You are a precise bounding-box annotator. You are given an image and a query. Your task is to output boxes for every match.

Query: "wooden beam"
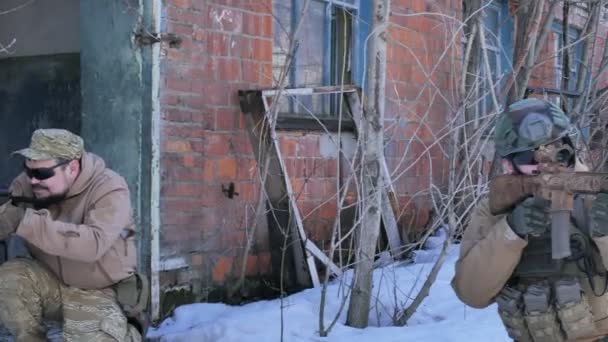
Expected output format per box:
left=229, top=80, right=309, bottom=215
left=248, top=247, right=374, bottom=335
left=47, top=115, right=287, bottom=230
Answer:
left=238, top=90, right=313, bottom=289
left=345, top=91, right=402, bottom=256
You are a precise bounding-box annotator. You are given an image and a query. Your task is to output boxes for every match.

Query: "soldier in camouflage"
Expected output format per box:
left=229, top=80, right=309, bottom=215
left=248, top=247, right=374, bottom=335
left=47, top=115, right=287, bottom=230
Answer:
left=0, top=129, right=145, bottom=341
left=452, top=98, right=608, bottom=341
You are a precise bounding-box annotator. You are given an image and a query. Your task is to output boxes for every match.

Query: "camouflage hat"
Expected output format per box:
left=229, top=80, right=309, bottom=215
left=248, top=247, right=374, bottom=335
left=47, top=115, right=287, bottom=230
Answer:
left=12, top=128, right=84, bottom=161
left=494, top=98, right=573, bottom=157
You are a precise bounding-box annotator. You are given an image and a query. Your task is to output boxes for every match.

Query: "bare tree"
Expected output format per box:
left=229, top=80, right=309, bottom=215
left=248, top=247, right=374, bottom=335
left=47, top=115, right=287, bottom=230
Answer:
left=345, top=0, right=391, bottom=329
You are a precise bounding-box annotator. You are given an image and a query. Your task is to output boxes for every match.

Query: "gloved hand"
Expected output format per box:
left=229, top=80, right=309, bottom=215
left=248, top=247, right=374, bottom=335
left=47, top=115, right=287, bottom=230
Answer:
left=0, top=201, right=25, bottom=240
left=590, top=193, right=608, bottom=237
left=507, top=197, right=551, bottom=238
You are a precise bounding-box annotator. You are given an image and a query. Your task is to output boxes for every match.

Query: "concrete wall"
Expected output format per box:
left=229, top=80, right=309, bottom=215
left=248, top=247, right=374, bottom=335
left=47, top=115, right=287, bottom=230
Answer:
left=0, top=0, right=80, bottom=185
left=0, top=54, right=81, bottom=185
left=0, top=0, right=79, bottom=58
left=80, top=0, right=152, bottom=274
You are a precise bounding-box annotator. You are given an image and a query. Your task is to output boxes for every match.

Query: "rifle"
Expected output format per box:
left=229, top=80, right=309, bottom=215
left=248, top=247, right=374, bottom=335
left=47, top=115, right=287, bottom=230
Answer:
left=489, top=170, right=608, bottom=260
left=0, top=186, right=34, bottom=205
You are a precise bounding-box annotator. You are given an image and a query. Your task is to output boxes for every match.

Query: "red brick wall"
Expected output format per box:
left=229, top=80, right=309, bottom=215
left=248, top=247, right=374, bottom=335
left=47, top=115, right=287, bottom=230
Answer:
left=157, top=0, right=461, bottom=304
left=384, top=0, right=461, bottom=238
left=159, top=0, right=274, bottom=300
left=529, top=5, right=608, bottom=92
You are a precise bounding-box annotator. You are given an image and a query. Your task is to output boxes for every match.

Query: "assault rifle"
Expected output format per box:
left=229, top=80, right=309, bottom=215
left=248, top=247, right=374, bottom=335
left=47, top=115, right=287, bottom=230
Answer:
left=0, top=186, right=33, bottom=205
left=489, top=142, right=608, bottom=260
left=489, top=168, right=608, bottom=260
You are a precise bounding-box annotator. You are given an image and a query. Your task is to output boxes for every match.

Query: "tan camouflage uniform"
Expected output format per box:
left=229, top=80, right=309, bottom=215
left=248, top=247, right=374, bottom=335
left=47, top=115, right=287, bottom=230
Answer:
left=0, top=129, right=142, bottom=342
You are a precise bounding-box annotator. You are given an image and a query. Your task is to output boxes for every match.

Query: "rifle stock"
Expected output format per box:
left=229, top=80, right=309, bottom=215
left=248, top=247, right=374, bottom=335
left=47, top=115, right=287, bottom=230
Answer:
left=489, top=171, right=608, bottom=260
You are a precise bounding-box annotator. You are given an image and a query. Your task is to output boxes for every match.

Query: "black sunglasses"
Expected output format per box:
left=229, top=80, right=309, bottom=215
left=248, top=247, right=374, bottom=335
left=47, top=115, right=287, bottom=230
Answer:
left=24, top=160, right=70, bottom=180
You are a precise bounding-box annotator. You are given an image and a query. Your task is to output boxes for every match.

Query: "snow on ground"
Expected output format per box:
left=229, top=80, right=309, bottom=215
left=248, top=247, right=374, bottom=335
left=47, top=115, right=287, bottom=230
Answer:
left=148, top=241, right=511, bottom=342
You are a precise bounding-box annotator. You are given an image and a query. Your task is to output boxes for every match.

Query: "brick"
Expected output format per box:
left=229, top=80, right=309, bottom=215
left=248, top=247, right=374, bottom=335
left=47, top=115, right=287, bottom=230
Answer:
left=306, top=178, right=326, bottom=199
left=230, top=132, right=252, bottom=155
left=278, top=135, right=297, bottom=156
left=163, top=212, right=209, bottom=225
left=169, top=6, right=206, bottom=26
left=215, top=107, right=237, bottom=131
left=198, top=185, right=225, bottom=207
left=257, top=252, right=271, bottom=274
left=230, top=35, right=253, bottom=59
left=204, top=133, right=231, bottom=156
left=290, top=178, right=306, bottom=197
left=160, top=224, right=200, bottom=243
left=202, top=159, right=216, bottom=181
left=182, top=155, right=197, bottom=167
left=212, top=256, right=233, bottom=282
left=297, top=137, right=320, bottom=157
left=252, top=39, right=272, bottom=61
left=237, top=159, right=257, bottom=180
left=237, top=181, right=255, bottom=201
left=200, top=83, right=230, bottom=106
left=319, top=201, right=337, bottom=220
left=242, top=59, right=260, bottom=83
left=171, top=0, right=191, bottom=9
left=189, top=112, right=215, bottom=129
left=324, top=159, right=338, bottom=178
left=161, top=198, right=204, bottom=213
left=218, top=158, right=237, bottom=179
left=221, top=231, right=245, bottom=249
left=241, top=12, right=258, bottom=36
left=164, top=164, right=214, bottom=182
left=206, top=31, right=230, bottom=56
left=161, top=93, right=180, bottom=106
left=292, top=158, right=315, bottom=178
left=261, top=15, right=272, bottom=38
left=193, top=27, right=207, bottom=41
left=179, top=94, right=204, bottom=110
left=214, top=57, right=241, bottom=82
left=163, top=124, right=205, bottom=138
left=260, top=63, right=273, bottom=86
left=208, top=5, right=243, bottom=33
left=162, top=182, right=207, bottom=198
left=166, top=76, right=191, bottom=93
left=245, top=255, right=258, bottom=276
left=167, top=22, right=194, bottom=36
left=165, top=49, right=188, bottom=62
left=164, top=139, right=193, bottom=153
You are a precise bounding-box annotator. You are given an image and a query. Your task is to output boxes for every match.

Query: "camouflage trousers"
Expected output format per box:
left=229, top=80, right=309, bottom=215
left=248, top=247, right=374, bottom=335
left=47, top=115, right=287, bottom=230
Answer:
left=0, top=259, right=141, bottom=342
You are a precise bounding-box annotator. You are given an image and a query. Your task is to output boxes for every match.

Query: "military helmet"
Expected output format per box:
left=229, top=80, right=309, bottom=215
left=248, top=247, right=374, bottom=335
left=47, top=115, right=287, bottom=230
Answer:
left=494, top=98, right=573, bottom=157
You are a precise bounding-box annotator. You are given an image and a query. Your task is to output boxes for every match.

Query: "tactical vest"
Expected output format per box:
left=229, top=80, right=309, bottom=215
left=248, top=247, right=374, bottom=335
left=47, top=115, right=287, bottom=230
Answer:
left=496, top=196, right=608, bottom=342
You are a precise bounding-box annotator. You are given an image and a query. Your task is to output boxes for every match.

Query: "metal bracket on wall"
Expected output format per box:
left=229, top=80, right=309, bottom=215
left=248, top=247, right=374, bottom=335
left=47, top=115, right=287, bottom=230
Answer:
left=238, top=85, right=402, bottom=289
left=134, top=29, right=182, bottom=47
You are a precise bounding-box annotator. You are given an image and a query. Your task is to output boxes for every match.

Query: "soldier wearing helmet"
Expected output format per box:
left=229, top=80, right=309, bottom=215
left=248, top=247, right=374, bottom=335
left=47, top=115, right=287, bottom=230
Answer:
left=452, top=98, right=608, bottom=341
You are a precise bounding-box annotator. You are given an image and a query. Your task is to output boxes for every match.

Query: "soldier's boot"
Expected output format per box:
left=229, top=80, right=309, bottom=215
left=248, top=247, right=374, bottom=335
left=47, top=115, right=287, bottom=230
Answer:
left=0, top=259, right=62, bottom=342
left=62, top=286, right=141, bottom=342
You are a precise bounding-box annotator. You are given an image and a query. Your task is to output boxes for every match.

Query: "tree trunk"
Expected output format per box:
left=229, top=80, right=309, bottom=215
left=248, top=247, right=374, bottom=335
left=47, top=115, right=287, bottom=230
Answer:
left=345, top=0, right=390, bottom=329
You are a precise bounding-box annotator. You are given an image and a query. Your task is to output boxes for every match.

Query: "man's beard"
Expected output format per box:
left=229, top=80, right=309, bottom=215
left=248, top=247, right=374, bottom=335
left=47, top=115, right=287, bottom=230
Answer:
left=32, top=189, right=67, bottom=209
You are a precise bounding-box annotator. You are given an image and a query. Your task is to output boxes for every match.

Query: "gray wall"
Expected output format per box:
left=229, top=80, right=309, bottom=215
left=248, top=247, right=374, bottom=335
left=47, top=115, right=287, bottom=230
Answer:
left=0, top=0, right=79, bottom=58
left=80, top=0, right=152, bottom=273
left=0, top=54, right=81, bottom=185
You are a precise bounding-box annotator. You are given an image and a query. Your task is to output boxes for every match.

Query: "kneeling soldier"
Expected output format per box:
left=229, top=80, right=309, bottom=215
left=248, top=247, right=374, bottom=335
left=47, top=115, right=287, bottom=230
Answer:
left=0, top=129, right=147, bottom=342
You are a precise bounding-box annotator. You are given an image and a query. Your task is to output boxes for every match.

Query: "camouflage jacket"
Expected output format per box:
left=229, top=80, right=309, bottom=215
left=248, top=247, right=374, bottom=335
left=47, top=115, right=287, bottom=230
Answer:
left=4, top=152, right=137, bottom=289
